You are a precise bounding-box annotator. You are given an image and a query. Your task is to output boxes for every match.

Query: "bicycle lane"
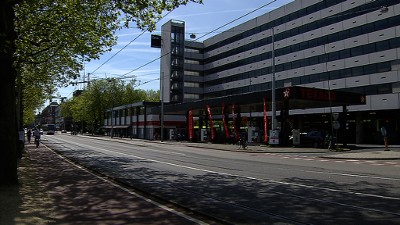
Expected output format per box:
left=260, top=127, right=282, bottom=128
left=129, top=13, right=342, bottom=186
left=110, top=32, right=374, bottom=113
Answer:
left=14, top=143, right=205, bottom=225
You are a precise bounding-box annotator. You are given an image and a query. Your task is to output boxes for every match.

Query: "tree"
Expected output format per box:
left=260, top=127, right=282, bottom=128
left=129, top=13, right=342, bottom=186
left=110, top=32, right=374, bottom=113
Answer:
left=0, top=0, right=202, bottom=185
left=60, top=78, right=160, bottom=134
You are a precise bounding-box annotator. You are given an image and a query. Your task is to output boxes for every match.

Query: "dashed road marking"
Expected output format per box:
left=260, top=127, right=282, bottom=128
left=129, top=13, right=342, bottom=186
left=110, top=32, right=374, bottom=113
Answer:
left=263, top=153, right=399, bottom=167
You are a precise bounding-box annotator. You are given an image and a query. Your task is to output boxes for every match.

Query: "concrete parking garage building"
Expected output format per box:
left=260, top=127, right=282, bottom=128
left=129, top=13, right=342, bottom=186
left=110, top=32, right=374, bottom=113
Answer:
left=105, top=0, right=400, bottom=145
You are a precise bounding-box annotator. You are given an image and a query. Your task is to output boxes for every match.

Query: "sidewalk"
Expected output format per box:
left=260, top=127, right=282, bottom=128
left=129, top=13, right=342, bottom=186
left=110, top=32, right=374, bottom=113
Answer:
left=0, top=143, right=203, bottom=225
left=86, top=135, right=400, bottom=160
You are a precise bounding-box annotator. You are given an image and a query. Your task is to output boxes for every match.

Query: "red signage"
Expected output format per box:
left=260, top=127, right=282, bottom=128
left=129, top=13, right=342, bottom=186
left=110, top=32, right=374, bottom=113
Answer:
left=263, top=97, right=269, bottom=143
left=232, top=104, right=239, bottom=141
left=188, top=110, right=193, bottom=141
left=222, top=104, right=230, bottom=139
left=206, top=105, right=215, bottom=140
left=299, top=88, right=336, bottom=101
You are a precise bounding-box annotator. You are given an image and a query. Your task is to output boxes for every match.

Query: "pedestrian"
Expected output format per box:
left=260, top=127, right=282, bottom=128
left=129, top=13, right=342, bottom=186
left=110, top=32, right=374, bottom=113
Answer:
left=380, top=125, right=389, bottom=151
left=27, top=129, right=32, bottom=143
left=34, top=126, right=41, bottom=148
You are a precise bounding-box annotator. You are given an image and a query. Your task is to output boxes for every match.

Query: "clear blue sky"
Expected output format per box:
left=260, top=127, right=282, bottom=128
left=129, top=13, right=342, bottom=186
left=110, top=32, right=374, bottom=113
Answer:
left=57, top=0, right=293, bottom=100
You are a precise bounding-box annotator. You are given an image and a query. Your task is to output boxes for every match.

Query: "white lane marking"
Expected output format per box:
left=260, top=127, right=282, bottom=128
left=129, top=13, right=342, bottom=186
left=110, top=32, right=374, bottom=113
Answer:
left=43, top=144, right=206, bottom=224
left=49, top=137, right=400, bottom=205
left=303, top=170, right=400, bottom=181
left=70, top=141, right=400, bottom=201
left=49, top=136, right=186, bottom=156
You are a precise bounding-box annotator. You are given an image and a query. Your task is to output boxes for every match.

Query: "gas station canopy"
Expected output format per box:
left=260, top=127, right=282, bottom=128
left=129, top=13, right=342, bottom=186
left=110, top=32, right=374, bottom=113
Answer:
left=159, top=86, right=366, bottom=114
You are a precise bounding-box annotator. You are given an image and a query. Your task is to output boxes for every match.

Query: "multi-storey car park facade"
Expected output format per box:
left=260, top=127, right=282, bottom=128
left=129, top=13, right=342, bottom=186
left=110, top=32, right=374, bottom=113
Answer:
left=105, top=0, right=400, bottom=145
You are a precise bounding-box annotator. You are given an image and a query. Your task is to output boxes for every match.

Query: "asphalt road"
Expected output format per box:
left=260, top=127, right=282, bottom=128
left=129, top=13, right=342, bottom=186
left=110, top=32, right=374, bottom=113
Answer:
left=44, top=134, right=400, bottom=225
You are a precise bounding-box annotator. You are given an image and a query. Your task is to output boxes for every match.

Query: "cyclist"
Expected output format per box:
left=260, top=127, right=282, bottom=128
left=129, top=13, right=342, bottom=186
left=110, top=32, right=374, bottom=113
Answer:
left=238, top=135, right=248, bottom=150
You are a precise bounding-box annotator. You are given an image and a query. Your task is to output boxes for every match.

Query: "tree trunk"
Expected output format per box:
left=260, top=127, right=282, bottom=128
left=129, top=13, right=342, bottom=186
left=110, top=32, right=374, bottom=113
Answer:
left=0, top=1, right=18, bottom=185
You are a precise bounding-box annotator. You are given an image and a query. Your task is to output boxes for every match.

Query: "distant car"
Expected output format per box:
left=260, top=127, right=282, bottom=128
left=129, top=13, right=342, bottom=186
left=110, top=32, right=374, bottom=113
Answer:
left=301, top=131, right=325, bottom=148
left=61, top=130, right=67, bottom=133
left=290, top=130, right=326, bottom=148
left=40, top=129, right=43, bottom=135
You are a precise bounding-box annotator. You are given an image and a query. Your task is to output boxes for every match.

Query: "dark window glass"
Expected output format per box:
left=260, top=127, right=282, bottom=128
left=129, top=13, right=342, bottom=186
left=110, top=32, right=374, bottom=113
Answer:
left=351, top=67, right=364, bottom=77
left=376, top=40, right=390, bottom=51
left=364, top=23, right=374, bottom=33
left=351, top=46, right=363, bottom=57
left=329, top=70, right=341, bottom=80
left=302, top=58, right=310, bottom=67
left=365, top=86, right=377, bottom=95
left=300, top=76, right=310, bottom=84
left=320, top=72, right=329, bottom=81
left=328, top=52, right=340, bottom=61
left=276, top=80, right=284, bottom=88
left=364, top=64, right=376, bottom=74
left=292, top=77, right=300, bottom=85
left=341, top=68, right=352, bottom=78
left=390, top=38, right=400, bottom=48
left=309, top=56, right=319, bottom=65
left=377, top=84, right=392, bottom=94
left=350, top=26, right=363, bottom=36
left=340, top=49, right=351, bottom=59
left=374, top=19, right=388, bottom=30
left=377, top=62, right=391, bottom=73
left=284, top=62, right=292, bottom=71
left=292, top=60, right=301, bottom=69
left=363, top=43, right=376, bottom=54
left=276, top=64, right=284, bottom=72
left=310, top=74, right=320, bottom=82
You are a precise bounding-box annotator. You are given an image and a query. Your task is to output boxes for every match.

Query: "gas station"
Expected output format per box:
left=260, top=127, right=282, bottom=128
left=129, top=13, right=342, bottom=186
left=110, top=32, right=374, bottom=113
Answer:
left=156, top=86, right=366, bottom=147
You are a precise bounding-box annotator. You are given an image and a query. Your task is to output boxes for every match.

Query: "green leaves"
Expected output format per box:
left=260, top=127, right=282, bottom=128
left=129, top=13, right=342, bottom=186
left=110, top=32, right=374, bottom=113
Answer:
left=61, top=78, right=160, bottom=133
left=15, top=0, right=202, bottom=125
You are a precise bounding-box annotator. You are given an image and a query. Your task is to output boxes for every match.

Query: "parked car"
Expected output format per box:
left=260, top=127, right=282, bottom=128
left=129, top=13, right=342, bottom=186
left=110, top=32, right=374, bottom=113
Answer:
left=301, top=130, right=326, bottom=148
left=291, top=130, right=326, bottom=148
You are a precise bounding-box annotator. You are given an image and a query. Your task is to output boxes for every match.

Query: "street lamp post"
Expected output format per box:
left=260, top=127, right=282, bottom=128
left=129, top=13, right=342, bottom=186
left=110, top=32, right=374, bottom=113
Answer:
left=271, top=27, right=277, bottom=131
left=160, top=72, right=164, bottom=142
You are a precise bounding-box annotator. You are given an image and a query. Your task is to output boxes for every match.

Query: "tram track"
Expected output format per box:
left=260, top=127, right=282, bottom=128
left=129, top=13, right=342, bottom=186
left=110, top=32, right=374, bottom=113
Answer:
left=44, top=136, right=400, bottom=224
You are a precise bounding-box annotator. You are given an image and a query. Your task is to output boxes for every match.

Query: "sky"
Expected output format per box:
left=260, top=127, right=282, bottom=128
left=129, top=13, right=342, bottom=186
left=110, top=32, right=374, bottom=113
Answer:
left=57, top=0, right=294, bottom=101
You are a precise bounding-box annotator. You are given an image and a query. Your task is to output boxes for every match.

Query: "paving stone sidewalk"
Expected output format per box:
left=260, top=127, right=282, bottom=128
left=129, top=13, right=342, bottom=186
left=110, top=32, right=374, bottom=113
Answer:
left=0, top=143, right=202, bottom=225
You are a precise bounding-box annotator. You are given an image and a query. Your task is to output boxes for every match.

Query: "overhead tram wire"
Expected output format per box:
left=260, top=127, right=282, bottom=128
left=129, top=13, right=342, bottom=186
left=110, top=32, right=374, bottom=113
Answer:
left=89, top=10, right=174, bottom=76
left=122, top=0, right=278, bottom=77
left=90, top=29, right=147, bottom=76
left=67, top=0, right=280, bottom=98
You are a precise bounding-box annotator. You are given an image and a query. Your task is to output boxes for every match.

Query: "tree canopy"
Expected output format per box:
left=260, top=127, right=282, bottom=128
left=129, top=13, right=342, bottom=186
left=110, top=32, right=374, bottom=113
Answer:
left=60, top=79, right=160, bottom=133
left=0, top=0, right=202, bottom=185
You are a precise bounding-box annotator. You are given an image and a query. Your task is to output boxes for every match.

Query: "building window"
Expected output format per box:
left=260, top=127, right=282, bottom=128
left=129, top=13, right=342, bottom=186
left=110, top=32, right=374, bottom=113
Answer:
left=185, top=71, right=200, bottom=76
left=184, top=93, right=200, bottom=99
left=184, top=59, right=200, bottom=64
left=184, top=82, right=200, bottom=88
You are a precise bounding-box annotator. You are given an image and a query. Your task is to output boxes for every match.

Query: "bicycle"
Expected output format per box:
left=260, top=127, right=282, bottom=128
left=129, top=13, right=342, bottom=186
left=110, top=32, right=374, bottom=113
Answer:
left=237, top=138, right=248, bottom=150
